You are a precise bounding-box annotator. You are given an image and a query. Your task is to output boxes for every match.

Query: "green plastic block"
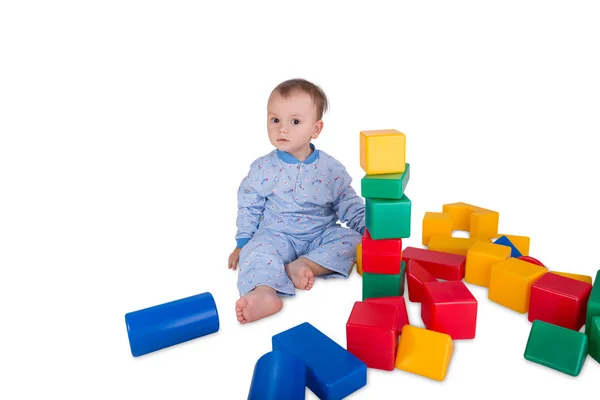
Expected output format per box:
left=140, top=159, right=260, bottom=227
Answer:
left=590, top=317, right=600, bottom=363
left=524, top=320, right=588, bottom=376
left=585, top=270, right=600, bottom=337
left=365, top=196, right=411, bottom=240
left=361, top=163, right=410, bottom=199
left=362, top=261, right=406, bottom=301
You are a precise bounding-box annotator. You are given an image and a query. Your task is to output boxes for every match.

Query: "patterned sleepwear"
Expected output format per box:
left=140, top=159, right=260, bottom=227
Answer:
left=235, top=143, right=365, bottom=296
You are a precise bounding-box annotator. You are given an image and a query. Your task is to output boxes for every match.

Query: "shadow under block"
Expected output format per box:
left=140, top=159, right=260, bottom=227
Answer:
left=465, top=242, right=511, bottom=287
left=362, top=228, right=402, bottom=275
left=496, top=233, right=530, bottom=256
left=590, top=317, right=600, bottom=363
left=365, top=296, right=410, bottom=333
left=362, top=262, right=406, bottom=300
left=365, top=196, right=411, bottom=240
left=524, top=320, right=588, bottom=376
left=422, top=212, right=452, bottom=246
left=488, top=258, right=547, bottom=313
left=442, top=202, right=499, bottom=240
left=346, top=301, right=402, bottom=371
left=272, top=322, right=367, bottom=400
left=395, top=325, right=454, bottom=381
left=427, top=236, right=489, bottom=257
left=552, top=271, right=593, bottom=285
left=356, top=243, right=362, bottom=276
left=493, top=235, right=522, bottom=258
left=407, top=259, right=438, bottom=303
left=359, top=129, right=406, bottom=175
left=402, top=246, right=465, bottom=281
left=421, top=281, right=477, bottom=339
left=528, top=272, right=592, bottom=331
left=586, top=270, right=600, bottom=337
left=361, top=163, right=410, bottom=199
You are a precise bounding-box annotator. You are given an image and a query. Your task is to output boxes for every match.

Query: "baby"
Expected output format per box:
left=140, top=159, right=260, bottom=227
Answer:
left=228, top=78, right=365, bottom=324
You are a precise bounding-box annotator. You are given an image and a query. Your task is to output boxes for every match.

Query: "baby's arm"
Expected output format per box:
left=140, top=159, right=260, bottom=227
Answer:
left=235, top=161, right=266, bottom=248
left=332, top=166, right=365, bottom=234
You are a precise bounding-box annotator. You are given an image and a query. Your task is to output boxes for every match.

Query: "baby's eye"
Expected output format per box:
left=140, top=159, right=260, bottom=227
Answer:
left=271, top=118, right=279, bottom=123
left=292, top=119, right=300, bottom=125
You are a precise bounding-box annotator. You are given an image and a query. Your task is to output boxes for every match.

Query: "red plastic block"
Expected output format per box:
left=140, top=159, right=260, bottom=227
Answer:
left=518, top=255, right=546, bottom=268
left=362, top=229, right=402, bottom=274
left=365, top=296, right=410, bottom=333
left=402, top=247, right=466, bottom=281
left=346, top=301, right=399, bottom=371
left=528, top=272, right=592, bottom=331
left=406, top=259, right=438, bottom=303
left=421, top=281, right=478, bottom=339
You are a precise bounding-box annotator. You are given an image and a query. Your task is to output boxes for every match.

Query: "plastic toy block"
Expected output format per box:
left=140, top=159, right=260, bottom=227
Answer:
left=586, top=270, right=600, bottom=337
left=590, top=317, right=600, bottom=363
left=395, top=325, right=454, bottom=381
left=442, top=202, right=499, bottom=240
left=465, top=242, right=511, bottom=287
left=524, top=320, right=588, bottom=376
left=359, top=129, right=406, bottom=175
left=422, top=212, right=452, bottom=246
left=346, top=301, right=401, bottom=370
left=488, top=258, right=547, bottom=313
left=402, top=246, right=465, bottom=281
left=272, top=322, right=367, bottom=400
left=427, top=236, right=486, bottom=256
left=528, top=272, right=592, bottom=331
left=248, top=350, right=306, bottom=400
left=552, top=271, right=592, bottom=285
left=362, top=228, right=402, bottom=274
left=125, top=292, right=219, bottom=357
left=517, top=255, right=546, bottom=268
left=406, top=259, right=437, bottom=303
left=362, top=262, right=406, bottom=300
left=356, top=243, right=362, bottom=276
left=365, top=196, right=411, bottom=240
left=365, top=296, right=410, bottom=333
left=496, top=233, right=530, bottom=256
left=421, top=281, right=478, bottom=339
left=493, top=235, right=522, bottom=258
left=361, top=163, right=410, bottom=199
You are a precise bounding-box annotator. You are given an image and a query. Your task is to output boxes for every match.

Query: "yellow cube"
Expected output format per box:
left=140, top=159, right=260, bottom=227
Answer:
left=488, top=258, right=547, bottom=313
left=427, top=236, right=488, bottom=256
left=442, top=202, right=499, bottom=240
left=422, top=212, right=452, bottom=246
left=356, top=243, right=362, bottom=276
left=465, top=242, right=511, bottom=287
left=552, top=271, right=592, bottom=285
left=496, top=233, right=530, bottom=256
left=442, top=202, right=473, bottom=231
left=359, top=129, right=406, bottom=175
left=395, top=325, right=454, bottom=381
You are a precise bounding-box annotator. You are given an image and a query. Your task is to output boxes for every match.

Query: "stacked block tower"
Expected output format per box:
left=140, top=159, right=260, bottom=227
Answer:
left=358, top=129, right=411, bottom=300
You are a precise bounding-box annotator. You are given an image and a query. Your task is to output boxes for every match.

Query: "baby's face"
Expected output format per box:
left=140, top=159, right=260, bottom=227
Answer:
left=267, top=91, right=322, bottom=158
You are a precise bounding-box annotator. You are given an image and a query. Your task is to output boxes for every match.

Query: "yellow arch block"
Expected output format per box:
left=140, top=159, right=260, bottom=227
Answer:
left=427, top=235, right=490, bottom=256
left=552, top=271, right=592, bottom=285
left=496, top=233, right=530, bottom=256
left=360, top=129, right=406, bottom=175
left=488, top=258, right=547, bottom=313
left=395, top=325, right=454, bottom=381
left=465, top=242, right=512, bottom=287
left=422, top=212, right=452, bottom=246
left=356, top=243, right=363, bottom=276
left=442, top=202, right=499, bottom=240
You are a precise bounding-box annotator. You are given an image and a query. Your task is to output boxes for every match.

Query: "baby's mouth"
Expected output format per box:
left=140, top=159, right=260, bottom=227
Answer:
left=277, top=139, right=289, bottom=142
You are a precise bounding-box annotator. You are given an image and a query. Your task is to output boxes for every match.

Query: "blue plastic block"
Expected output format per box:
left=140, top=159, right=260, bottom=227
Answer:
left=272, top=322, right=367, bottom=400
left=125, top=292, right=219, bottom=357
left=248, top=350, right=306, bottom=400
left=494, top=235, right=522, bottom=258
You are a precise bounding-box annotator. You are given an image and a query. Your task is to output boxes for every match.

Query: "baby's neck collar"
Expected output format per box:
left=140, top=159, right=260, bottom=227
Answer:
left=277, top=143, right=319, bottom=164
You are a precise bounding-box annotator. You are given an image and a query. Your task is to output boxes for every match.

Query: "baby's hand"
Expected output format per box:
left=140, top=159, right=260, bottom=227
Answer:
left=228, top=248, right=242, bottom=270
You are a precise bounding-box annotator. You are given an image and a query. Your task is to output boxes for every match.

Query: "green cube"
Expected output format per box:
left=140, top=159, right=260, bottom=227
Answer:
left=524, top=320, right=588, bottom=376
left=362, top=261, right=405, bottom=300
left=361, top=163, right=410, bottom=199
left=365, top=196, right=411, bottom=240
left=590, top=317, right=600, bottom=363
left=585, top=270, right=600, bottom=337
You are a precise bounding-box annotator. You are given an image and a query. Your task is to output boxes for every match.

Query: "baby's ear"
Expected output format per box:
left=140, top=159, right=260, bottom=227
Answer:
left=312, top=120, right=324, bottom=139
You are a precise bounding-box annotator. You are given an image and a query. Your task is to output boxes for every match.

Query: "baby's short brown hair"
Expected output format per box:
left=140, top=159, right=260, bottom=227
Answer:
left=270, top=78, right=329, bottom=120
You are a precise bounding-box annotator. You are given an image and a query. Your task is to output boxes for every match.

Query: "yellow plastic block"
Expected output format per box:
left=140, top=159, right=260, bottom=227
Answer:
left=465, top=242, right=512, bottom=287
left=427, top=236, right=489, bottom=256
left=442, top=202, right=499, bottom=240
left=488, top=258, right=547, bottom=313
left=356, top=243, right=363, bottom=276
left=552, top=271, right=592, bottom=285
left=395, top=325, right=453, bottom=381
left=359, top=129, right=406, bottom=175
left=496, top=233, right=530, bottom=256
left=441, top=202, right=473, bottom=231
left=422, top=212, right=452, bottom=246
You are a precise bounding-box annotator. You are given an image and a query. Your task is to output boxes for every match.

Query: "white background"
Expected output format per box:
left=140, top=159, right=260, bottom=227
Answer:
left=1, top=1, right=599, bottom=399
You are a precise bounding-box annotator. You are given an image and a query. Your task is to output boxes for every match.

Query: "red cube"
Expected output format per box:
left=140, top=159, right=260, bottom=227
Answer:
left=406, top=259, right=438, bottom=303
left=346, top=301, right=401, bottom=370
left=528, top=272, right=592, bottom=331
left=402, top=246, right=465, bottom=281
left=365, top=296, right=410, bottom=333
left=362, top=228, right=402, bottom=274
left=421, top=280, right=478, bottom=339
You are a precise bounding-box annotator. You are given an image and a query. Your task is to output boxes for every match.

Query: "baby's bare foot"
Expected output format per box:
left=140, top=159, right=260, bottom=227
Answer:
left=285, top=258, right=315, bottom=290
left=235, top=286, right=283, bottom=324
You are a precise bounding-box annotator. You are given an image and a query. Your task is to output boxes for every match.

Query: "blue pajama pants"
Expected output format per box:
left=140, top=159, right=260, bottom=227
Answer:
left=237, top=225, right=362, bottom=296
